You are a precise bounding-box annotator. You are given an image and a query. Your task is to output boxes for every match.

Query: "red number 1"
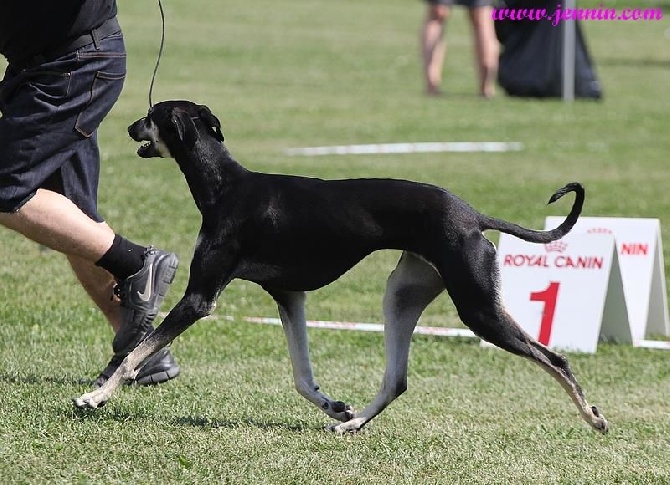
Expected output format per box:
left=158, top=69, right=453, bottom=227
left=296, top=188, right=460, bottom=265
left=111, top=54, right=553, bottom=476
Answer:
left=530, top=282, right=560, bottom=345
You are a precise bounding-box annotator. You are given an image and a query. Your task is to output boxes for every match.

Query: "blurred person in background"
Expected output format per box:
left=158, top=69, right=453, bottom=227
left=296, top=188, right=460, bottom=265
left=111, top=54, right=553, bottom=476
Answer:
left=420, top=0, right=498, bottom=98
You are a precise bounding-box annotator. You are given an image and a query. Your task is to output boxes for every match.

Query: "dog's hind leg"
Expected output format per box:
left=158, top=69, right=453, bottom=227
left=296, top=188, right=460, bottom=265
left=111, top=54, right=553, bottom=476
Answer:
left=267, top=289, right=355, bottom=423
left=330, top=251, right=444, bottom=433
left=440, top=233, right=608, bottom=433
left=463, top=306, right=608, bottom=433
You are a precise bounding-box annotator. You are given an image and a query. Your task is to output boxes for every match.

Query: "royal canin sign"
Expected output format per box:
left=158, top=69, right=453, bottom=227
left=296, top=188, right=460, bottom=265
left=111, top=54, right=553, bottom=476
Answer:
left=502, top=240, right=604, bottom=269
left=586, top=228, right=649, bottom=256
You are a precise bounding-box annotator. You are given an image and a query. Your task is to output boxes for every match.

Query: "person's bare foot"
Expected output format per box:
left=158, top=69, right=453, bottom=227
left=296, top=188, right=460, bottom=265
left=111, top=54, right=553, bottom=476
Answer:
left=426, top=85, right=443, bottom=97
left=480, top=88, right=494, bottom=99
left=480, top=67, right=496, bottom=99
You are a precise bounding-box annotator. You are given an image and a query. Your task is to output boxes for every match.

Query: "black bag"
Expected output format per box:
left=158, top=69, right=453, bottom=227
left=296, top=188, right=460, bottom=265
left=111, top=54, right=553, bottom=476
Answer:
left=495, top=1, right=602, bottom=99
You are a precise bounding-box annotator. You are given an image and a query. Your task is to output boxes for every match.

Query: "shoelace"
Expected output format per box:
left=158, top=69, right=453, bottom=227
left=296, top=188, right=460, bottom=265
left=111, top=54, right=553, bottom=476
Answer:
left=112, top=283, right=124, bottom=300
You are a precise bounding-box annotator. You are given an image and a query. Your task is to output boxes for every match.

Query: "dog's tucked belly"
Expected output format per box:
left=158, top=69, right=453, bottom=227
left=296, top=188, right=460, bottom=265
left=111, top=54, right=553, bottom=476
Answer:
left=236, top=251, right=372, bottom=291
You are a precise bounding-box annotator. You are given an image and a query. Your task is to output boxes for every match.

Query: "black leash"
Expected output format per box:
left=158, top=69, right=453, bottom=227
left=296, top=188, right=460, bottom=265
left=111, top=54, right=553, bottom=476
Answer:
left=149, top=0, right=166, bottom=108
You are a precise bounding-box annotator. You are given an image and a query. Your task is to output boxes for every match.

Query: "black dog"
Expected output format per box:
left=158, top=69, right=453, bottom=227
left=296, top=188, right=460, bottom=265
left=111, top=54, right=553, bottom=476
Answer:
left=75, top=100, right=608, bottom=434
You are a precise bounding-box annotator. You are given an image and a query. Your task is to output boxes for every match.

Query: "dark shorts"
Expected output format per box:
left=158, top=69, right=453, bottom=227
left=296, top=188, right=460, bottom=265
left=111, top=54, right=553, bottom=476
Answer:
left=0, top=29, right=126, bottom=222
left=425, top=0, right=492, bottom=7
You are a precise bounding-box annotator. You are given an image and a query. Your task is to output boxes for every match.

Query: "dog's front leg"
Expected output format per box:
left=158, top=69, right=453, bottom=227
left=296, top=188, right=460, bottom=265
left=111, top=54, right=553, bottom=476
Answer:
left=74, top=236, right=236, bottom=410
left=267, top=289, right=355, bottom=423
left=73, top=298, right=204, bottom=409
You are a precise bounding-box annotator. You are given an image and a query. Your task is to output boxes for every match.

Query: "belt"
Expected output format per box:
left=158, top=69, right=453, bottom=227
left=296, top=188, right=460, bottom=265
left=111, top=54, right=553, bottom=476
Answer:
left=12, top=16, right=121, bottom=71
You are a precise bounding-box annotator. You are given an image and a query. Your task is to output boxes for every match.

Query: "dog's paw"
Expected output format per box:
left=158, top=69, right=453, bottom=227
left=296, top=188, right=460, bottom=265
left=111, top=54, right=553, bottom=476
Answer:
left=72, top=391, right=108, bottom=410
left=591, top=406, right=609, bottom=434
left=327, top=417, right=367, bottom=435
left=323, top=401, right=356, bottom=422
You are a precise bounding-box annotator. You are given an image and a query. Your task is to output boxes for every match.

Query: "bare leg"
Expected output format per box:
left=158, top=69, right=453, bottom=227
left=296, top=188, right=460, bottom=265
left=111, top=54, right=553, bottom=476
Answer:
left=331, top=252, right=444, bottom=433
left=0, top=189, right=119, bottom=329
left=67, top=253, right=122, bottom=332
left=0, top=188, right=114, bottom=260
left=269, top=290, right=354, bottom=422
left=420, top=5, right=449, bottom=96
left=468, top=6, right=498, bottom=98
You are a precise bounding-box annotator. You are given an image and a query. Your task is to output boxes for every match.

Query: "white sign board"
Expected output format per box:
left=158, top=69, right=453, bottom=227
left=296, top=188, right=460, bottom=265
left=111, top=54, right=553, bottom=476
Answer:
left=497, top=233, right=631, bottom=353
left=545, top=217, right=670, bottom=340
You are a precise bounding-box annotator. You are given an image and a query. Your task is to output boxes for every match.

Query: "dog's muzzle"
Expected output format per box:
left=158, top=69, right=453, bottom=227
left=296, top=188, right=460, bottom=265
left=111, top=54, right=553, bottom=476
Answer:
left=136, top=141, right=162, bottom=158
left=128, top=118, right=165, bottom=158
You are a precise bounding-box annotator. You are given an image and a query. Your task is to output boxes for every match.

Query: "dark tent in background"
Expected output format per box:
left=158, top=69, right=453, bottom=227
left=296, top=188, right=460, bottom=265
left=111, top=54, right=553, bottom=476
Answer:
left=494, top=0, right=603, bottom=99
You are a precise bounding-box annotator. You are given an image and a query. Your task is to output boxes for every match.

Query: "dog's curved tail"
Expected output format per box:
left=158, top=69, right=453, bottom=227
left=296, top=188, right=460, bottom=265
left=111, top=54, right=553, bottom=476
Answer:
left=479, top=182, right=584, bottom=243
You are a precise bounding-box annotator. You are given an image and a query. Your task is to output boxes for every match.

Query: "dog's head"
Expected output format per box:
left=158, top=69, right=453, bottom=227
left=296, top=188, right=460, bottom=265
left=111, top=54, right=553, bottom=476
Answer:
left=128, top=100, right=224, bottom=158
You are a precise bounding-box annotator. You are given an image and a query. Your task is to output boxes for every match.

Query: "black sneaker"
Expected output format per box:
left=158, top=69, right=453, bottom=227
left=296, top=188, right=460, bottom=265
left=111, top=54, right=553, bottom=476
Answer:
left=93, top=247, right=181, bottom=388
left=93, top=346, right=181, bottom=387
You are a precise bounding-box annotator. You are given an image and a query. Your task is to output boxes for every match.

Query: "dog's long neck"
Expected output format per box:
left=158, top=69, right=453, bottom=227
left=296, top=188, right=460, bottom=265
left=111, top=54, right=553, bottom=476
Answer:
left=176, top=141, right=248, bottom=214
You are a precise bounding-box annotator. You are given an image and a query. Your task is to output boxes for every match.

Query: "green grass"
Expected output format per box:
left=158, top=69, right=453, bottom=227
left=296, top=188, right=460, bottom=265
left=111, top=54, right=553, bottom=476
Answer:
left=1, top=1, right=669, bottom=483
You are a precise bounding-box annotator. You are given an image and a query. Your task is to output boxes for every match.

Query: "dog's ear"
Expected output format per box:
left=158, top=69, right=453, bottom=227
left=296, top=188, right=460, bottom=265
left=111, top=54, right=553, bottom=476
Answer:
left=197, top=105, right=225, bottom=142
left=170, top=109, right=198, bottom=149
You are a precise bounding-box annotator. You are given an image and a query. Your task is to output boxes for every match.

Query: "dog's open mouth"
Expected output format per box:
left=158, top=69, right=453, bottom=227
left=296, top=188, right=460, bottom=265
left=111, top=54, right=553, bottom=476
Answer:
left=137, top=141, right=159, bottom=158
left=128, top=117, right=166, bottom=158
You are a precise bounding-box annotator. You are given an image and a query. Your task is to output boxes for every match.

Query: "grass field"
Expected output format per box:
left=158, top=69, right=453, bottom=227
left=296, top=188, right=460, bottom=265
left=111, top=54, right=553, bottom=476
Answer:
left=1, top=1, right=669, bottom=483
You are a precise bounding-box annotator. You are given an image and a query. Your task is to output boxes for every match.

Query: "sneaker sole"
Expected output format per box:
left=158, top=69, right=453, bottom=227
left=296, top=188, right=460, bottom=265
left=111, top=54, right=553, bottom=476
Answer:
left=134, top=365, right=181, bottom=386
left=133, top=347, right=181, bottom=386
left=152, top=253, right=179, bottom=312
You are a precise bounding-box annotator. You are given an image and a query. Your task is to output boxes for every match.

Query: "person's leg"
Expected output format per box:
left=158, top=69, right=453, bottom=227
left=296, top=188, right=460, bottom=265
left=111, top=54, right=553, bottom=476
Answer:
left=0, top=189, right=180, bottom=386
left=67, top=251, right=122, bottom=332
left=0, top=188, right=114, bottom=261
left=3, top=191, right=122, bottom=330
left=421, top=3, right=450, bottom=96
left=0, top=27, right=180, bottom=387
left=468, top=5, right=498, bottom=98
